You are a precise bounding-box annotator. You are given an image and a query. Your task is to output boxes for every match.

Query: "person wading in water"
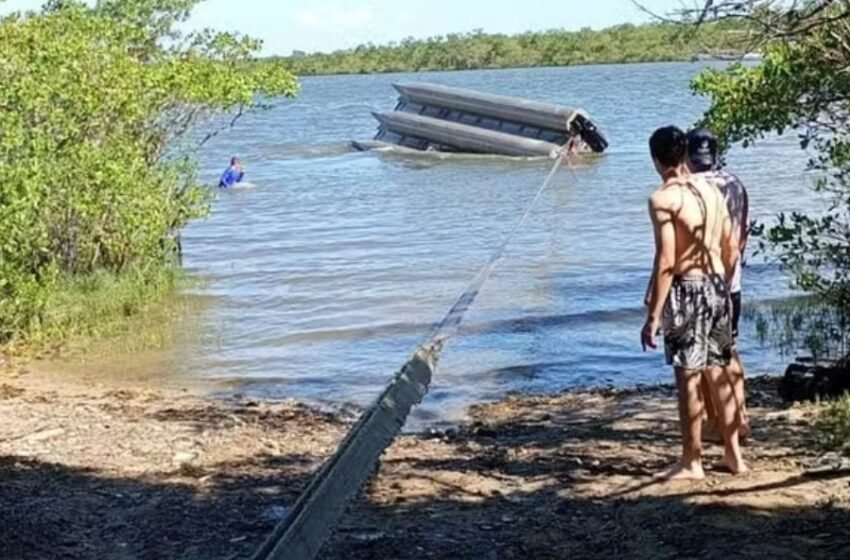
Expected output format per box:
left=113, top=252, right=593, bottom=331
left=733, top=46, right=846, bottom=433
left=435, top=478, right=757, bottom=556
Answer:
left=219, top=156, right=245, bottom=189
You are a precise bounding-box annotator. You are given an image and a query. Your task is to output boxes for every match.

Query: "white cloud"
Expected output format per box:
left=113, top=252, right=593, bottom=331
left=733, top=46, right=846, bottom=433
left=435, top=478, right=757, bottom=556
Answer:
left=294, top=3, right=377, bottom=33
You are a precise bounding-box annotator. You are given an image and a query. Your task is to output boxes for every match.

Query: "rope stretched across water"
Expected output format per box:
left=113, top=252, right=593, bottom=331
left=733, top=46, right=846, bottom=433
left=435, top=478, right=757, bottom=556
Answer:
left=251, top=149, right=571, bottom=560
left=421, top=153, right=566, bottom=356
left=420, top=111, right=579, bottom=355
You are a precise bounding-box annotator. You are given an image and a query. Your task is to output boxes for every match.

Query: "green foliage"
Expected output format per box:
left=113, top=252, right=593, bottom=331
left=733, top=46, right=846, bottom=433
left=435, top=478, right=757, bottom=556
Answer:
left=816, top=393, right=850, bottom=451
left=271, top=22, right=751, bottom=76
left=36, top=267, right=182, bottom=347
left=753, top=297, right=848, bottom=361
left=692, top=1, right=850, bottom=359
left=0, top=0, right=299, bottom=346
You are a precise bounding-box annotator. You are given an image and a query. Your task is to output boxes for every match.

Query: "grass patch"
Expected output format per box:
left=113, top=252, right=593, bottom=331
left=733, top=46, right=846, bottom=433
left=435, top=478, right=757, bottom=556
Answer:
left=816, top=393, right=850, bottom=452
left=4, top=267, right=202, bottom=359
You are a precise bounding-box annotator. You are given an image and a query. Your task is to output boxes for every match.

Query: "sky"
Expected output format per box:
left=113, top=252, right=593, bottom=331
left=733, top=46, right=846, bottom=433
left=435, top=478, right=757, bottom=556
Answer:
left=0, top=0, right=688, bottom=56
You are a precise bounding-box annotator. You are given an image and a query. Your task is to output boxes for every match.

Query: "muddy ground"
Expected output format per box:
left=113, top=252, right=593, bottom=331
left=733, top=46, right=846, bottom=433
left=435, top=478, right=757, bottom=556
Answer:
left=1, top=370, right=849, bottom=560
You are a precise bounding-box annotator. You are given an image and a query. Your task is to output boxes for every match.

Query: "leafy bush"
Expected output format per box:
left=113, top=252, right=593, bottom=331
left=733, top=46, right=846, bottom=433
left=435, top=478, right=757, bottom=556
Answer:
left=0, top=0, right=298, bottom=345
left=691, top=1, right=850, bottom=360
left=816, top=393, right=850, bottom=451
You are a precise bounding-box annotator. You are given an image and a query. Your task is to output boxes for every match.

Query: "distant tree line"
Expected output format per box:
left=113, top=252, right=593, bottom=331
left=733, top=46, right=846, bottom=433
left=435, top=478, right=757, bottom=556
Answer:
left=271, top=21, right=751, bottom=76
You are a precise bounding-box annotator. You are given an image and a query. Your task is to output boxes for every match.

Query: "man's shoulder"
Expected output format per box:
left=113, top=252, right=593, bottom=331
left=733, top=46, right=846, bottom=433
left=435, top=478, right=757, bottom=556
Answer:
left=649, top=184, right=680, bottom=209
left=724, top=170, right=747, bottom=193
left=694, top=169, right=721, bottom=183
left=699, top=169, right=747, bottom=191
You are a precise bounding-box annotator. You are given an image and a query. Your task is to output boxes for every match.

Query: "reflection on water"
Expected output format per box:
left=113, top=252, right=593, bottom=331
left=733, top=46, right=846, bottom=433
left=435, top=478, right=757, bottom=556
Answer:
left=38, top=62, right=818, bottom=424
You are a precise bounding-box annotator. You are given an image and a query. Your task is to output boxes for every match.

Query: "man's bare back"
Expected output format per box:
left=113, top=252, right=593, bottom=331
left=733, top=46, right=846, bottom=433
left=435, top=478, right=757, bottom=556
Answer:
left=649, top=174, right=736, bottom=283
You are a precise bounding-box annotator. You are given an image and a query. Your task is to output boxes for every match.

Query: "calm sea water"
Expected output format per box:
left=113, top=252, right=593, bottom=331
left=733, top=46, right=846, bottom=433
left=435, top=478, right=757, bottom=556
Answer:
left=57, top=63, right=821, bottom=424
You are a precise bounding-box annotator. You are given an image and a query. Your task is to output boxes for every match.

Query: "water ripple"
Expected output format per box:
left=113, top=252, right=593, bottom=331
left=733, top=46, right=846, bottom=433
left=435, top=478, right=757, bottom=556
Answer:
left=72, top=63, right=818, bottom=421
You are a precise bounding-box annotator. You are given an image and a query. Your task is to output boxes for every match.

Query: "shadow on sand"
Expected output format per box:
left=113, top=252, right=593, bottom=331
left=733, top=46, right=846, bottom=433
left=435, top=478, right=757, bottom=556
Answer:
left=2, top=378, right=850, bottom=560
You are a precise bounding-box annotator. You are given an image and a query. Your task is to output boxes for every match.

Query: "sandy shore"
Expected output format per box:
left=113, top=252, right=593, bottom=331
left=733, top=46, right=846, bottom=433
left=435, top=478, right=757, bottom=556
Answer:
left=2, top=369, right=849, bottom=559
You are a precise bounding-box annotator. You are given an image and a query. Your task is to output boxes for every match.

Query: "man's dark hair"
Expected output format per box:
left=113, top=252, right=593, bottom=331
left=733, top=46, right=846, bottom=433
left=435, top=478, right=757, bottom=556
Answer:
left=649, top=126, right=687, bottom=168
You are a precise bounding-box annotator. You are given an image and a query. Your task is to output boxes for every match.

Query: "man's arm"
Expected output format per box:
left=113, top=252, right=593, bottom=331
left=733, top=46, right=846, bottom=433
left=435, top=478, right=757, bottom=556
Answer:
left=740, top=184, right=749, bottom=255
left=644, top=235, right=660, bottom=307
left=644, top=268, right=655, bottom=308
left=720, top=202, right=740, bottom=287
left=643, top=190, right=677, bottom=349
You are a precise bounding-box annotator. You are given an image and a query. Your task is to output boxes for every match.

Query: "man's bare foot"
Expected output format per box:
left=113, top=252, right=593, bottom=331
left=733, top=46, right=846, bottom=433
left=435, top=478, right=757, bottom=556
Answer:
left=723, top=449, right=749, bottom=475
left=654, top=461, right=705, bottom=481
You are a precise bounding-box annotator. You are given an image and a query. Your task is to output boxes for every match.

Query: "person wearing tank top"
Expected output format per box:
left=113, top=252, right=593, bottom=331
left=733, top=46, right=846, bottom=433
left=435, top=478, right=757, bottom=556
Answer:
left=642, top=126, right=747, bottom=480
left=686, top=129, right=751, bottom=443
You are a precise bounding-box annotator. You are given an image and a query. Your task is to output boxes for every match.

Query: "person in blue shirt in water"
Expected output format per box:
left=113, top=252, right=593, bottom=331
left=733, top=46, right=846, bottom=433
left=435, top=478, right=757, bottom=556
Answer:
left=219, top=157, right=244, bottom=188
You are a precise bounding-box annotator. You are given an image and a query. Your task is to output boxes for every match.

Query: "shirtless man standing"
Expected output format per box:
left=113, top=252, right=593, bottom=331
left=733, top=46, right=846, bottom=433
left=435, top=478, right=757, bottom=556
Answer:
left=641, top=126, right=747, bottom=480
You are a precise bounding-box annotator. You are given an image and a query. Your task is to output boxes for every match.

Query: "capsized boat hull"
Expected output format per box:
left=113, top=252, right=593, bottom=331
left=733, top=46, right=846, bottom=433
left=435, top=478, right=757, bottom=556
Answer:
left=394, top=83, right=579, bottom=138
left=372, top=111, right=562, bottom=158
left=358, top=82, right=608, bottom=157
